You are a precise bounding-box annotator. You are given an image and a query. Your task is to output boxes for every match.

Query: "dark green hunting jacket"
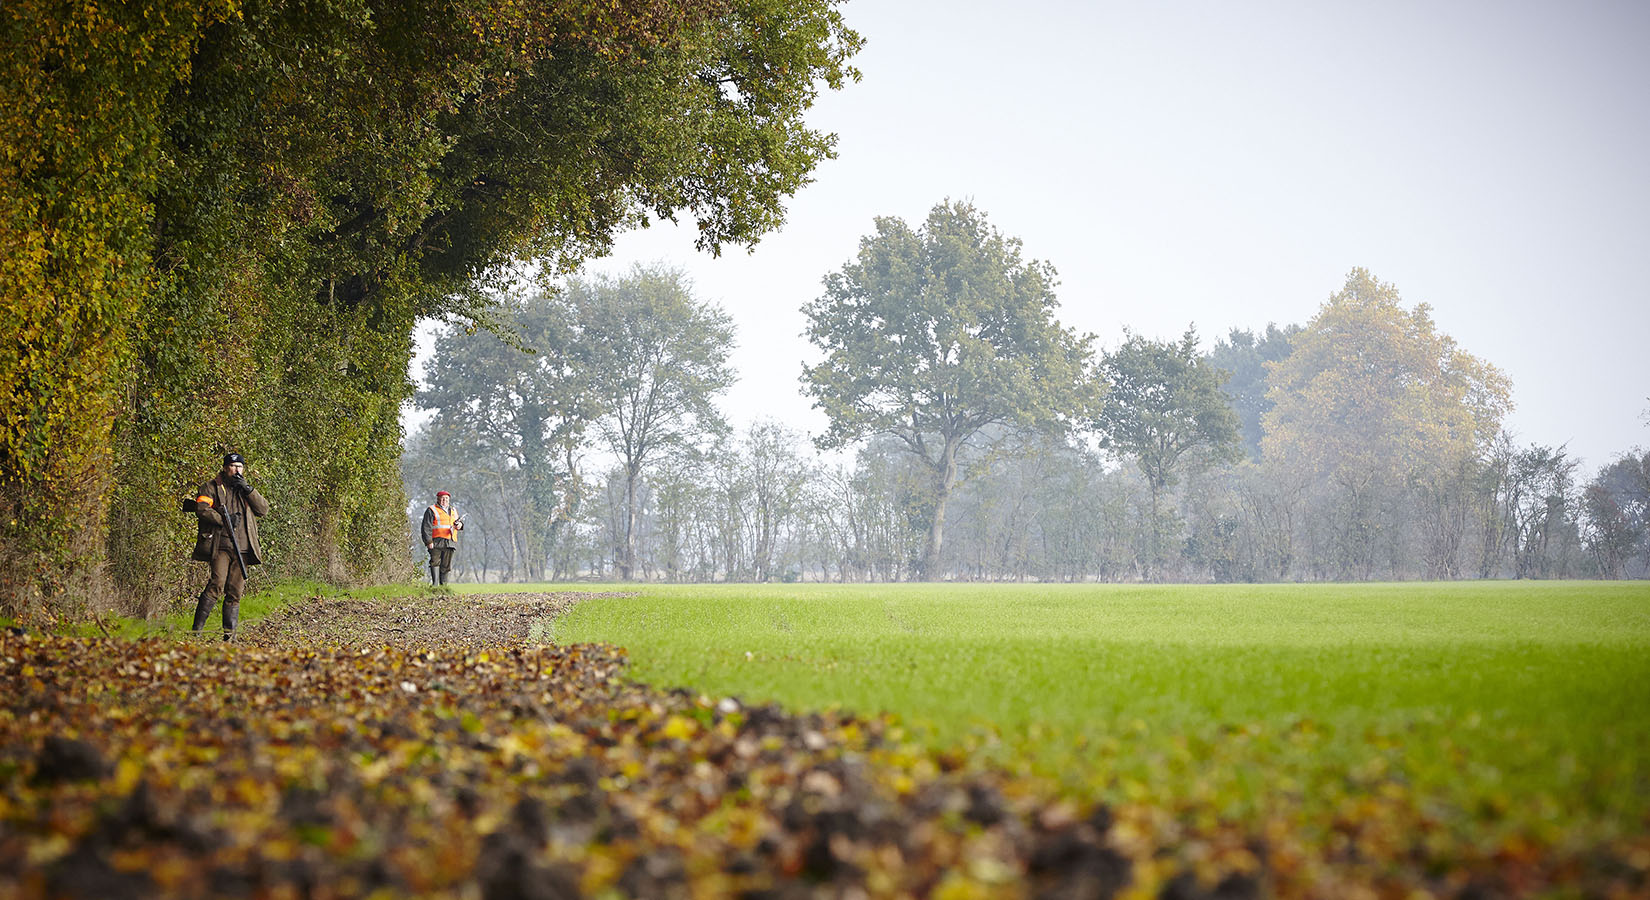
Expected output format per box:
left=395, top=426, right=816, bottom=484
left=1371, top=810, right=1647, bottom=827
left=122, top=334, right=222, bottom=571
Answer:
left=192, top=477, right=270, bottom=564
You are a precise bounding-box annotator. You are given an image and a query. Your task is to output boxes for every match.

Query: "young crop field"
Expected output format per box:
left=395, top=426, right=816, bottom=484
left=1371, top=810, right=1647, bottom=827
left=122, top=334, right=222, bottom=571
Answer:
left=521, top=580, right=1650, bottom=853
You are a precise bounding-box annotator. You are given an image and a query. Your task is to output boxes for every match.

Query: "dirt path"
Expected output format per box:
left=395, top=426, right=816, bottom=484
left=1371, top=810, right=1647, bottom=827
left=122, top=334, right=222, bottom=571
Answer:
left=238, top=590, right=634, bottom=649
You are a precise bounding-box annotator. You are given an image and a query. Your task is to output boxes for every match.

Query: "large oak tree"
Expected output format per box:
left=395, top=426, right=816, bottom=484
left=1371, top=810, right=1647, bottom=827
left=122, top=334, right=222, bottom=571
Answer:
left=801, top=201, right=1099, bottom=579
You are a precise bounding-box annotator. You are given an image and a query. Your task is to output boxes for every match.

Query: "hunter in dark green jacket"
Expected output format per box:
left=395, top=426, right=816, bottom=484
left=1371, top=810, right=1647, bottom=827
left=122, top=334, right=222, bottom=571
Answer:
left=191, top=452, right=270, bottom=639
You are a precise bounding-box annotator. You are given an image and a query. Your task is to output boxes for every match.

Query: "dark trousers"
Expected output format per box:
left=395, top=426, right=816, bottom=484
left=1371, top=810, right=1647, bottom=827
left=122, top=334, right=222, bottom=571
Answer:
left=429, top=546, right=455, bottom=585
left=193, top=548, right=245, bottom=638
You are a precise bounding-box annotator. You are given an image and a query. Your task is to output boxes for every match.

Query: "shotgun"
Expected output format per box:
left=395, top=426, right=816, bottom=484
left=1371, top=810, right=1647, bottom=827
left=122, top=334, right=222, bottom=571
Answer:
left=220, top=487, right=251, bottom=584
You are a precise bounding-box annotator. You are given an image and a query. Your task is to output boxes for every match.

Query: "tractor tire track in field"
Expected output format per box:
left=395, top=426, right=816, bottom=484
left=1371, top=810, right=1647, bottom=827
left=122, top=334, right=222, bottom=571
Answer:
left=1, top=592, right=1645, bottom=899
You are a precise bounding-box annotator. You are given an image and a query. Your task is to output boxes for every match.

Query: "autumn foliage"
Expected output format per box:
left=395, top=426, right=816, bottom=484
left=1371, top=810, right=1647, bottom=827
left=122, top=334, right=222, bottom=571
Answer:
left=0, top=0, right=239, bottom=614
left=1, top=0, right=861, bottom=620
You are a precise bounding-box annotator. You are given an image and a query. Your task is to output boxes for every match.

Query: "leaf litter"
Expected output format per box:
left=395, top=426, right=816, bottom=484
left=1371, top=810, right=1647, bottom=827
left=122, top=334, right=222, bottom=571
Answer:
left=1, top=592, right=1645, bottom=899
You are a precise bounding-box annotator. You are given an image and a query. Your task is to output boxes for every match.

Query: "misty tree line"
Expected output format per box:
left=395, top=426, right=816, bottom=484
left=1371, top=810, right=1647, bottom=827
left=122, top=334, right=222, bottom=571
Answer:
left=403, top=203, right=1650, bottom=583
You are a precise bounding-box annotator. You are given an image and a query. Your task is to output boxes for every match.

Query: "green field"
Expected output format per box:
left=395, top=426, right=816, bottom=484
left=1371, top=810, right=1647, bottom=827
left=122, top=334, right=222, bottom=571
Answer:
left=469, top=580, right=1650, bottom=847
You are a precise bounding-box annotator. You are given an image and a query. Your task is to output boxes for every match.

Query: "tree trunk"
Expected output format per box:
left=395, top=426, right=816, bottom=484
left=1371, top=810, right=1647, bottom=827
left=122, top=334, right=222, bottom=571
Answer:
left=620, top=461, right=640, bottom=580
left=1146, top=478, right=1162, bottom=583
left=495, top=468, right=520, bottom=582
left=919, top=438, right=962, bottom=580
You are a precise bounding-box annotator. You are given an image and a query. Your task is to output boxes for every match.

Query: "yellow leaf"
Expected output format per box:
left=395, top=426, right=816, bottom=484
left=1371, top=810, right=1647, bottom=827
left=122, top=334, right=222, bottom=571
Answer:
left=660, top=714, right=697, bottom=741
left=113, top=756, right=143, bottom=793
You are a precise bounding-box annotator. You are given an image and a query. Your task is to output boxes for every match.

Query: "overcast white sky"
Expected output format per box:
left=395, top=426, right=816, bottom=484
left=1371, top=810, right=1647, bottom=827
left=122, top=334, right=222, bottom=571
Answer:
left=416, top=0, right=1650, bottom=471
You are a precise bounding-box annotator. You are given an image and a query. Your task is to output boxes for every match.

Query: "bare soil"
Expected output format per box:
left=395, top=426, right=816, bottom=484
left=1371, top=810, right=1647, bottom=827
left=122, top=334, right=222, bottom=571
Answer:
left=238, top=590, right=636, bottom=649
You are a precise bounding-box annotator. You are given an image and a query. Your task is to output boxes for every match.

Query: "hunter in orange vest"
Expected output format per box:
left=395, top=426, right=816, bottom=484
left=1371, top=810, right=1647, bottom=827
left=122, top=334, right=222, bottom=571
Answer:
left=420, top=490, right=464, bottom=585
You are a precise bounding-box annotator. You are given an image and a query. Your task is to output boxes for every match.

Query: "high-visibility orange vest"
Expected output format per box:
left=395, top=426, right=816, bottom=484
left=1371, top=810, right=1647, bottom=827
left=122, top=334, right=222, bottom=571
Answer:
left=429, top=505, right=456, bottom=540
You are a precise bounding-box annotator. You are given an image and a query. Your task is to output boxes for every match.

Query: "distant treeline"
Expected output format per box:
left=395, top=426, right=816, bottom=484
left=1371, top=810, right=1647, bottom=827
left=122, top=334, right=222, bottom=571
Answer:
left=1, top=0, right=861, bottom=620
left=405, top=210, right=1649, bottom=583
